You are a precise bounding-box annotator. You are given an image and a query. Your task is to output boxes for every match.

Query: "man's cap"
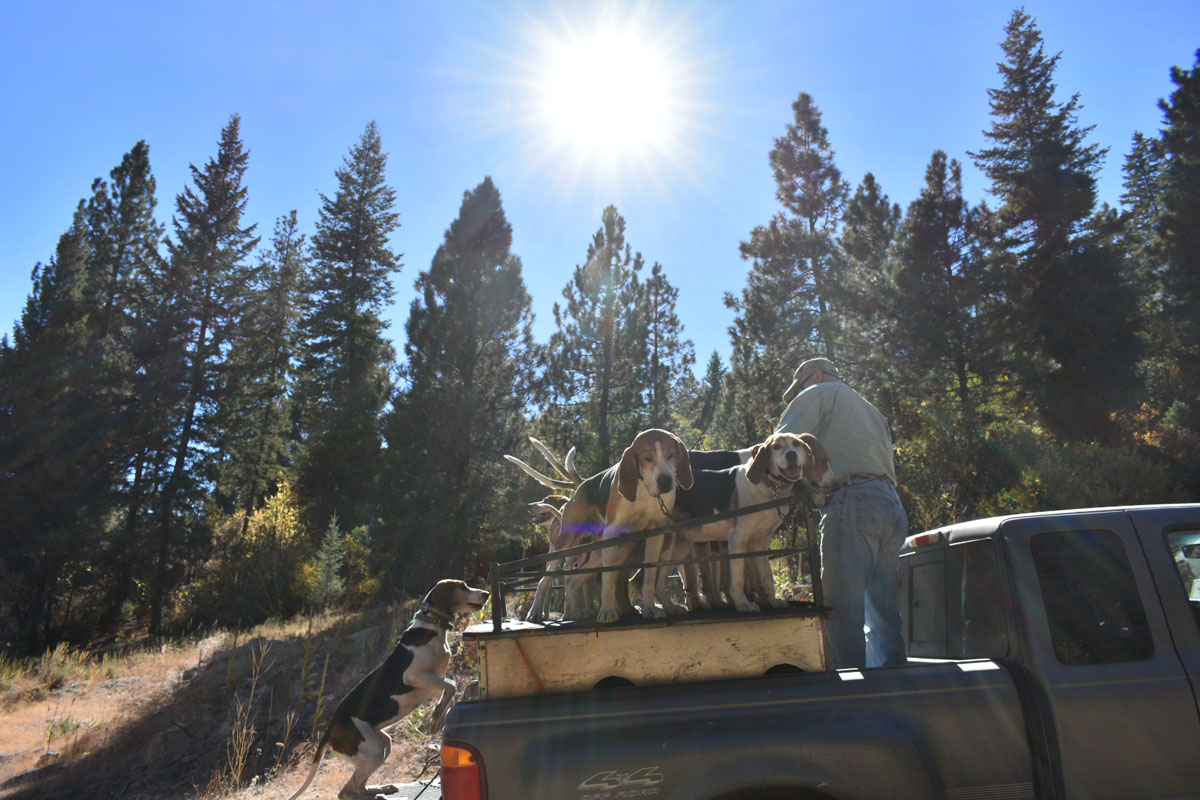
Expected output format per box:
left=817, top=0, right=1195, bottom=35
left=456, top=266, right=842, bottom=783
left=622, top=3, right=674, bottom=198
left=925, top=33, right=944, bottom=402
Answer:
left=782, top=357, right=839, bottom=403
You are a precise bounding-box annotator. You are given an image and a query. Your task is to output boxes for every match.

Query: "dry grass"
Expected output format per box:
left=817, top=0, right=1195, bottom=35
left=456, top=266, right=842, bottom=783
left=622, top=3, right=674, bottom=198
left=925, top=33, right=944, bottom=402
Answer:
left=0, top=602, right=484, bottom=800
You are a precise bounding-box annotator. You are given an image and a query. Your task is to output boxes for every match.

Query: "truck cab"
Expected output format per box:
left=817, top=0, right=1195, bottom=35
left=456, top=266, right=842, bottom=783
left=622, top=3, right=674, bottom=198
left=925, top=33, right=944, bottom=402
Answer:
left=900, top=505, right=1200, bottom=799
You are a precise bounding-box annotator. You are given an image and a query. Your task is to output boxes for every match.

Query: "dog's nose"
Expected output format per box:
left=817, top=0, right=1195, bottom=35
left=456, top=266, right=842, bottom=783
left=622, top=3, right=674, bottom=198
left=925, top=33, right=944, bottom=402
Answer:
left=786, top=450, right=799, bottom=465
left=657, top=475, right=674, bottom=494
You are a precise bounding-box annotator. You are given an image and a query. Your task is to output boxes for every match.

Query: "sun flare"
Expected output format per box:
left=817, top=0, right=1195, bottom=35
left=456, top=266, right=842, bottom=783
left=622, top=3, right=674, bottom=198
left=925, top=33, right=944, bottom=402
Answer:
left=537, top=26, right=680, bottom=162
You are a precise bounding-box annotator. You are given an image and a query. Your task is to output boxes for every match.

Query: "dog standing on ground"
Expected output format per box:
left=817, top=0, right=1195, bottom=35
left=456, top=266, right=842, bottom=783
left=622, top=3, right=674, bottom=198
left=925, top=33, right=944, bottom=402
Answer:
left=285, top=579, right=489, bottom=800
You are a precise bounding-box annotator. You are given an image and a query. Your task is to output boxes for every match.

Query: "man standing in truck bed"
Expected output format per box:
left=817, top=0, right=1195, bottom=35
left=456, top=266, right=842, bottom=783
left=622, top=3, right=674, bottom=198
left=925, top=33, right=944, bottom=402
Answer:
left=777, top=357, right=909, bottom=669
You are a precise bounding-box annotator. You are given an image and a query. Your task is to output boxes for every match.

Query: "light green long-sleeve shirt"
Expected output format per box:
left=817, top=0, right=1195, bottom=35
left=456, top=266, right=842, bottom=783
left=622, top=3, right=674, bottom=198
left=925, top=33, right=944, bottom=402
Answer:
left=776, top=380, right=896, bottom=484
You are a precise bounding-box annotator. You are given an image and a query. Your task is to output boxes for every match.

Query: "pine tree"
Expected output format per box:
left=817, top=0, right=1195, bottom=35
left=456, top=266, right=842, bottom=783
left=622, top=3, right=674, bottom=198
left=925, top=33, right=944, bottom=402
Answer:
left=834, top=172, right=901, bottom=408
left=1158, top=51, right=1200, bottom=403
left=309, top=514, right=347, bottom=611
left=80, top=142, right=168, bottom=629
left=642, top=262, right=694, bottom=430
left=890, top=151, right=989, bottom=420
left=689, top=351, right=726, bottom=444
left=382, top=176, right=537, bottom=589
left=0, top=211, right=105, bottom=644
left=727, top=92, right=850, bottom=444
left=214, top=211, right=309, bottom=520
left=971, top=9, right=1139, bottom=441
left=150, top=115, right=259, bottom=633
left=296, top=121, right=400, bottom=537
left=544, top=205, right=647, bottom=469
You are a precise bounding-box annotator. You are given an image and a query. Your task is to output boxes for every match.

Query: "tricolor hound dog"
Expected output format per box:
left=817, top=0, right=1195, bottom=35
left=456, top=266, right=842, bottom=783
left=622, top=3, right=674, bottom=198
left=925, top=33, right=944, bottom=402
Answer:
left=672, top=433, right=835, bottom=613
left=285, top=579, right=489, bottom=800
left=554, top=429, right=694, bottom=624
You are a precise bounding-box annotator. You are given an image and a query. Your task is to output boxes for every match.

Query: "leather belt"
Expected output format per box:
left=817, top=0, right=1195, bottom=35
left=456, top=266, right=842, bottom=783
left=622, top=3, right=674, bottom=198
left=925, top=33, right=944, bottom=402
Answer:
left=844, top=473, right=895, bottom=488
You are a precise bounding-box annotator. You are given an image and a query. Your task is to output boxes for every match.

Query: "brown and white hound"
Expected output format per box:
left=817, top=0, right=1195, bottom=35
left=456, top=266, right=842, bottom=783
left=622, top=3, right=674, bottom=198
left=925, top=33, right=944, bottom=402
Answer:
left=672, top=432, right=835, bottom=613
left=553, top=429, right=694, bottom=624
left=285, top=579, right=488, bottom=800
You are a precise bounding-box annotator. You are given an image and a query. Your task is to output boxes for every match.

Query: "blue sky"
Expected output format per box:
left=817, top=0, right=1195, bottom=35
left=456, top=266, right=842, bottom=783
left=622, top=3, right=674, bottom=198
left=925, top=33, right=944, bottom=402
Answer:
left=2, top=1, right=1197, bottom=370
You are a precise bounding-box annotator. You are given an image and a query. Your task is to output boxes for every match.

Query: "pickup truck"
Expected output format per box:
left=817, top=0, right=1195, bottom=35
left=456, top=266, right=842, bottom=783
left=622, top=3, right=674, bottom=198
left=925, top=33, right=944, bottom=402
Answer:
left=439, top=504, right=1200, bottom=800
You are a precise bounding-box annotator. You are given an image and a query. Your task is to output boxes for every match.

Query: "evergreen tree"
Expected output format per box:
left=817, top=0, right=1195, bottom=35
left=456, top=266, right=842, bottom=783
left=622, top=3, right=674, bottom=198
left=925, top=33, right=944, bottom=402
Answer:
left=890, top=151, right=989, bottom=421
left=80, top=142, right=168, bottom=629
left=688, top=351, right=726, bottom=444
left=0, top=212, right=106, bottom=644
left=1157, top=51, right=1200, bottom=404
left=309, top=514, right=347, bottom=611
left=150, top=115, right=259, bottom=633
left=544, top=205, right=647, bottom=469
left=833, top=173, right=901, bottom=410
left=726, top=92, right=848, bottom=443
left=971, top=9, right=1139, bottom=441
left=382, top=176, right=537, bottom=589
left=1122, top=131, right=1167, bottom=248
left=296, top=121, right=399, bottom=536
left=214, top=211, right=309, bottom=520
left=642, top=262, right=694, bottom=430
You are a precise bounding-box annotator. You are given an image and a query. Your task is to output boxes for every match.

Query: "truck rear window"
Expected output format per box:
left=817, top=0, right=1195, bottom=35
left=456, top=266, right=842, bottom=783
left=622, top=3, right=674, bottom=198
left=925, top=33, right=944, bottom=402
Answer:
left=1031, top=529, right=1154, bottom=665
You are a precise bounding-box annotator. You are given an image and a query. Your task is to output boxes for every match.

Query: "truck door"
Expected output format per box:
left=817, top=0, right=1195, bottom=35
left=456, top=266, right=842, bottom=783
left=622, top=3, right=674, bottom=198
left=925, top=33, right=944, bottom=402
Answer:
left=1003, top=510, right=1200, bottom=799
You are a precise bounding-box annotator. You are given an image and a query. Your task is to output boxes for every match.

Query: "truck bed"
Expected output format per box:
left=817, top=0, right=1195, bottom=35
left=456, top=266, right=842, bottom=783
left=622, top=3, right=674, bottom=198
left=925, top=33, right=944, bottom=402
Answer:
left=464, top=602, right=831, bottom=698
left=444, top=659, right=1033, bottom=799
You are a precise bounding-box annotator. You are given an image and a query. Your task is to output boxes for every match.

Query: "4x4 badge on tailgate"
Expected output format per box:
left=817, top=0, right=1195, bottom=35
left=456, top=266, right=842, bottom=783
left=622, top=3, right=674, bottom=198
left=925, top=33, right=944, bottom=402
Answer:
left=578, top=766, right=664, bottom=796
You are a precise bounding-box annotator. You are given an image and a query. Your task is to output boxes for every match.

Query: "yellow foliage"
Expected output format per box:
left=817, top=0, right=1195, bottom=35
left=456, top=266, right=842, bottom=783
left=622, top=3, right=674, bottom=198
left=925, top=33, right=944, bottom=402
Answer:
left=245, top=481, right=305, bottom=548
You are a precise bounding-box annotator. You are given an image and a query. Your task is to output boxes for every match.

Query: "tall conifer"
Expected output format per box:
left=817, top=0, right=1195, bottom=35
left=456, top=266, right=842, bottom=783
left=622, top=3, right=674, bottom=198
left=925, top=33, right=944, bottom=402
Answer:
left=150, top=115, right=259, bottom=633
left=544, top=205, right=647, bottom=468
left=383, top=177, right=536, bottom=587
left=296, top=121, right=400, bottom=536
left=727, top=92, right=848, bottom=442
left=971, top=9, right=1139, bottom=441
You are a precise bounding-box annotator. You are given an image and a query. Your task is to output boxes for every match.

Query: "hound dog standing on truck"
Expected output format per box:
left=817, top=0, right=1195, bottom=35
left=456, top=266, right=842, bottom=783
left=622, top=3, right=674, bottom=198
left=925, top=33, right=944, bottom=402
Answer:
left=671, top=433, right=835, bottom=613
left=285, top=579, right=489, bottom=800
left=554, top=429, right=693, bottom=624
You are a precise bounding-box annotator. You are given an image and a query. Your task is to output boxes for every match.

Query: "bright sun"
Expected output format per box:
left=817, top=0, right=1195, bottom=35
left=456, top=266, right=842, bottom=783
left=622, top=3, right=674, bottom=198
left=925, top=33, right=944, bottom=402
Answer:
left=537, top=26, right=680, bottom=162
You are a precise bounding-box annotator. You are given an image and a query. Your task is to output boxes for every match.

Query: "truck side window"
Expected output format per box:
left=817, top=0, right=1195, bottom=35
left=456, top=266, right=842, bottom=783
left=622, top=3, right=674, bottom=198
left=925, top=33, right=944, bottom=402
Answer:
left=1166, top=530, right=1200, bottom=632
left=1031, top=530, right=1154, bottom=665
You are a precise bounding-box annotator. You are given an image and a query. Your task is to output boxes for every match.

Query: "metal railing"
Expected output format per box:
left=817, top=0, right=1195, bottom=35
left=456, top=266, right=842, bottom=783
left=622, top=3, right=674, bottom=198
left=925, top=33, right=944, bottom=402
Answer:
left=488, top=493, right=824, bottom=632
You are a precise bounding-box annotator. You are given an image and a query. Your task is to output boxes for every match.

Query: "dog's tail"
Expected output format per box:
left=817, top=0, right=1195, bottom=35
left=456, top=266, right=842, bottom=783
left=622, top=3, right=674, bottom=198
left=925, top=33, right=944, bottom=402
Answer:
left=283, top=734, right=330, bottom=800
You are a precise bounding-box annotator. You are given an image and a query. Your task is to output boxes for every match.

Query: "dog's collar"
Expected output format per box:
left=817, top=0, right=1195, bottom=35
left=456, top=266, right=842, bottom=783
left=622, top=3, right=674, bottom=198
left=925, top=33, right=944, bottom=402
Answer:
left=415, top=603, right=455, bottom=631
left=764, top=469, right=799, bottom=489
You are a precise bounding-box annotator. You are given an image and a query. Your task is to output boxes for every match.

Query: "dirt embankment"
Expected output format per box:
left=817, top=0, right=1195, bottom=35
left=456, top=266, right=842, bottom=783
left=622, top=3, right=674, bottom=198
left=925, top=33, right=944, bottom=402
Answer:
left=0, top=604, right=481, bottom=799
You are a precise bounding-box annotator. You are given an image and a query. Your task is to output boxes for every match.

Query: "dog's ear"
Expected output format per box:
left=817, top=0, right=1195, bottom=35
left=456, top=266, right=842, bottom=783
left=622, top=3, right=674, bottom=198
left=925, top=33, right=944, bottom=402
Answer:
left=799, top=433, right=832, bottom=484
left=746, top=442, right=770, bottom=484
left=673, top=434, right=694, bottom=490
left=618, top=444, right=640, bottom=502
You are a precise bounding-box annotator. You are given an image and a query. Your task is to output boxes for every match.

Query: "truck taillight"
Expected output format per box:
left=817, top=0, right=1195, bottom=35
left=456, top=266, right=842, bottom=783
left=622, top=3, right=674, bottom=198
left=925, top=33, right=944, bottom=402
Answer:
left=441, top=741, right=486, bottom=800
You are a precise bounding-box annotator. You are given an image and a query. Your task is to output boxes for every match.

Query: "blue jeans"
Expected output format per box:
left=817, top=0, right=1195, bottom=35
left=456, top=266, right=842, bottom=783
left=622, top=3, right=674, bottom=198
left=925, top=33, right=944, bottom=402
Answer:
left=819, top=479, right=909, bottom=669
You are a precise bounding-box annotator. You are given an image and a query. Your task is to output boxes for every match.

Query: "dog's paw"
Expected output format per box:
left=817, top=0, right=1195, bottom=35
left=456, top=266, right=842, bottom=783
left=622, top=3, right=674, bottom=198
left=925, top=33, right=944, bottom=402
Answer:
left=596, top=607, right=620, bottom=624
left=735, top=599, right=761, bottom=613
left=766, top=597, right=789, bottom=609
left=687, top=596, right=710, bottom=612
left=642, top=604, right=667, bottom=619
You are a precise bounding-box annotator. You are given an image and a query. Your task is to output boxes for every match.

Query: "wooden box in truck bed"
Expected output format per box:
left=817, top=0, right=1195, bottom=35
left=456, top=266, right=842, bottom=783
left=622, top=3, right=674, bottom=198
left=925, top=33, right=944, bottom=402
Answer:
left=463, top=604, right=831, bottom=698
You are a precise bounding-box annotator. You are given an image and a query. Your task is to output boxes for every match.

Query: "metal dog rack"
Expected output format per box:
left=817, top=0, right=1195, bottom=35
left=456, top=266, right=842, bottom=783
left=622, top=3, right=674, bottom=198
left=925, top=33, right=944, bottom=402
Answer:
left=488, top=491, right=824, bottom=632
